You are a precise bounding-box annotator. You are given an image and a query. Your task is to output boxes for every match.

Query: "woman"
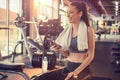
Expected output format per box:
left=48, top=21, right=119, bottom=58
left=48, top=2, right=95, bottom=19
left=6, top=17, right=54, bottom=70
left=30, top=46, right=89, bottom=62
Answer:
left=35, top=1, right=95, bottom=80
left=52, top=1, right=95, bottom=80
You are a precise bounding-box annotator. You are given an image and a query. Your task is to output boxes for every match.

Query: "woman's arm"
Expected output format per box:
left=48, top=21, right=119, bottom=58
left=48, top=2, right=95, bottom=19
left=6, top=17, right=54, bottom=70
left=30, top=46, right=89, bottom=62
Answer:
left=50, top=45, right=69, bottom=57
left=57, top=49, right=69, bottom=57
left=73, top=27, right=95, bottom=76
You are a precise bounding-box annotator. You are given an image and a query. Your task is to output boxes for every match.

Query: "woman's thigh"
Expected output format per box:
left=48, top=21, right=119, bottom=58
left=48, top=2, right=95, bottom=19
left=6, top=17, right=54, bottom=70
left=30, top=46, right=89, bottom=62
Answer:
left=72, top=67, right=91, bottom=80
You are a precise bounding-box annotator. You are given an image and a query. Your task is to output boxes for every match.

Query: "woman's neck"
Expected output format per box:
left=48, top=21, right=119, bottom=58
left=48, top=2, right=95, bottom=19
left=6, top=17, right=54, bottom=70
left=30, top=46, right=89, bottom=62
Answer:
left=72, top=21, right=80, bottom=30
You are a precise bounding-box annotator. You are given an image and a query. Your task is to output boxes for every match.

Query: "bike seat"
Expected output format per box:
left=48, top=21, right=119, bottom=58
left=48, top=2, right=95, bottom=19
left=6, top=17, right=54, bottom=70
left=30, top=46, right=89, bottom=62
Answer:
left=0, top=62, right=25, bottom=72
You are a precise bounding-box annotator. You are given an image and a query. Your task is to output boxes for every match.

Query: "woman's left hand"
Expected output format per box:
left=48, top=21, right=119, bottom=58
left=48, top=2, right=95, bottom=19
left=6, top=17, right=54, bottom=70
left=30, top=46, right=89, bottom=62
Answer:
left=64, top=72, right=74, bottom=80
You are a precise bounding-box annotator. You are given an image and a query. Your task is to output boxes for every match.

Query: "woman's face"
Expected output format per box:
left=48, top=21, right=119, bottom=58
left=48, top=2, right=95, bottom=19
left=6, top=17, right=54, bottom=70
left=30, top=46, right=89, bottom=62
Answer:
left=67, top=5, right=82, bottom=24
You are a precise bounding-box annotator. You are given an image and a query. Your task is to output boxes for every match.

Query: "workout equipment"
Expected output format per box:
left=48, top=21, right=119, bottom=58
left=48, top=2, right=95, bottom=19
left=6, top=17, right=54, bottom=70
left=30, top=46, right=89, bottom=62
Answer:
left=31, top=33, right=57, bottom=69
left=0, top=40, right=30, bottom=80
left=0, top=73, right=8, bottom=79
left=14, top=16, right=37, bottom=28
left=14, top=15, right=57, bottom=70
left=32, top=53, right=56, bottom=70
left=14, top=15, right=63, bottom=36
left=0, top=62, right=30, bottom=80
left=0, top=15, right=59, bottom=80
left=38, top=19, right=63, bottom=36
left=111, top=42, right=120, bottom=73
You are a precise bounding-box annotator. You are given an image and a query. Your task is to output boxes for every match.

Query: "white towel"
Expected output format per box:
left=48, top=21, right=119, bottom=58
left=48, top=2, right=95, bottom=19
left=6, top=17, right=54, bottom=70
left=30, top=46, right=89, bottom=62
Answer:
left=55, top=21, right=88, bottom=51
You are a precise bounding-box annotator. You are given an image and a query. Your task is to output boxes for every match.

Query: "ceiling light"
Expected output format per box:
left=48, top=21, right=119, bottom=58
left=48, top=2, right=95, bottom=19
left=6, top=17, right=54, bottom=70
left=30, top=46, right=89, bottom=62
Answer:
left=115, top=1, right=119, bottom=16
left=115, top=1, right=119, bottom=6
left=115, top=11, right=118, bottom=16
left=115, top=6, right=118, bottom=11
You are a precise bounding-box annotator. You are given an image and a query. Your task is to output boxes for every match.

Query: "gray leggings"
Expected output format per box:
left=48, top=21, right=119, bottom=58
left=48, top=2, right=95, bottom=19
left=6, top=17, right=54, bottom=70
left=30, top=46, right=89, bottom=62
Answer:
left=35, top=61, right=91, bottom=80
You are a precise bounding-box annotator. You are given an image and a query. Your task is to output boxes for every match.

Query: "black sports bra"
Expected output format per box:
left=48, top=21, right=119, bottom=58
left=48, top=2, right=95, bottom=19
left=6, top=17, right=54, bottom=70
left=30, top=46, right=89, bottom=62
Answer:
left=69, top=36, right=88, bottom=53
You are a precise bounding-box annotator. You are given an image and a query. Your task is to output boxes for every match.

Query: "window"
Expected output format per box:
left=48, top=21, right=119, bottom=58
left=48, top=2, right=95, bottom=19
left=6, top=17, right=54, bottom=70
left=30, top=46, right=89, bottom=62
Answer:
left=0, top=0, right=22, bottom=57
left=37, top=0, right=58, bottom=21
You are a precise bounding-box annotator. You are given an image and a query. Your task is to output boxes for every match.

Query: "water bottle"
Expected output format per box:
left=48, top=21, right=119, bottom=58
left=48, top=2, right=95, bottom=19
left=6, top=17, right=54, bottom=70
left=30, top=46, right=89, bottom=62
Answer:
left=42, top=56, right=48, bottom=73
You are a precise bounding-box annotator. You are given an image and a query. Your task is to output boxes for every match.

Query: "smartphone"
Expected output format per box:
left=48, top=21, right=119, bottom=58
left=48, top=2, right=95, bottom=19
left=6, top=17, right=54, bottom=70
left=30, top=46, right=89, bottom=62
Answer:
left=46, top=38, right=62, bottom=49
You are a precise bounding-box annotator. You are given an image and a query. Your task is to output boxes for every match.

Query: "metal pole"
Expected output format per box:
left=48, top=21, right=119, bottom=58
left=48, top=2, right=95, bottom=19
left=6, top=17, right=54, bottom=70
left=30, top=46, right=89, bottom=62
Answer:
left=6, top=0, right=10, bottom=56
left=21, top=28, right=33, bottom=59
